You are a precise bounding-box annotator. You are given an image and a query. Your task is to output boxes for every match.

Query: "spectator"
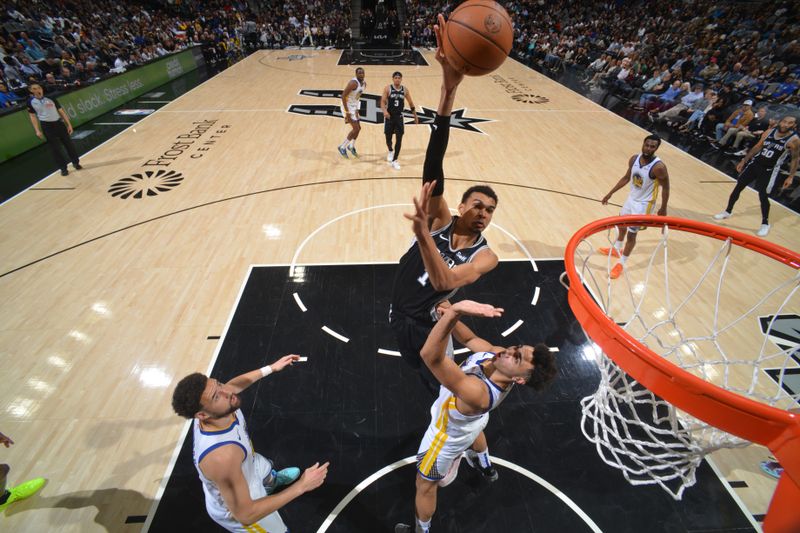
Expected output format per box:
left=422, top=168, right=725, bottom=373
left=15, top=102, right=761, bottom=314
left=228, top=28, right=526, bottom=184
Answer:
left=713, top=99, right=755, bottom=147
left=655, top=83, right=705, bottom=122
left=726, top=107, right=775, bottom=156
left=0, top=81, right=20, bottom=108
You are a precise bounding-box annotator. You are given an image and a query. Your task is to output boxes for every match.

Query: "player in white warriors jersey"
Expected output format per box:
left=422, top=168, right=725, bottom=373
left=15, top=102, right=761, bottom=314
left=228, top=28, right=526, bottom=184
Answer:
left=338, top=67, right=366, bottom=158
left=600, top=134, right=670, bottom=279
left=395, top=300, right=557, bottom=533
left=172, top=355, right=329, bottom=532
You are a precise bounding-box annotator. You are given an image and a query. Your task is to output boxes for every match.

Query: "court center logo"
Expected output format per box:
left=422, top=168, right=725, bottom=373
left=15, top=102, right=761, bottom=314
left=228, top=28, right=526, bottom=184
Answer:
left=108, top=170, right=184, bottom=199
left=492, top=74, right=550, bottom=104
left=288, top=90, right=492, bottom=134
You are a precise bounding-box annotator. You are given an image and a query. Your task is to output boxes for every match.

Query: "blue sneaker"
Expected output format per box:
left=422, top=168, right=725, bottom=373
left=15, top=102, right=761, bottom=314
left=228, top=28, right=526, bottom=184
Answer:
left=760, top=460, right=783, bottom=479
left=337, top=146, right=348, bottom=159
left=265, top=467, right=301, bottom=494
left=348, top=145, right=359, bottom=158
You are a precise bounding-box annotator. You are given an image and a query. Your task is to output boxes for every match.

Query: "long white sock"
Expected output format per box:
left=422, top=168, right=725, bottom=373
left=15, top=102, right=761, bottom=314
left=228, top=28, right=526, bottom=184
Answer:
left=340, top=138, right=349, bottom=148
left=348, top=139, right=355, bottom=149
left=417, top=517, right=431, bottom=532
left=620, top=254, right=628, bottom=265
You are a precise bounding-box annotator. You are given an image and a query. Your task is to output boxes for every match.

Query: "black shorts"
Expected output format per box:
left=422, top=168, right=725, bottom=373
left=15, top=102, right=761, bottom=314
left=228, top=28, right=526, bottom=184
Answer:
left=739, top=162, right=774, bottom=193
left=384, top=114, right=405, bottom=135
left=389, top=312, right=440, bottom=395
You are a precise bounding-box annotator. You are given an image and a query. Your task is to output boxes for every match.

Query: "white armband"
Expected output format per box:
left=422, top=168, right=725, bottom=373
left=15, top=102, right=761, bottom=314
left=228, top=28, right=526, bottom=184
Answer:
left=260, top=365, right=273, bottom=377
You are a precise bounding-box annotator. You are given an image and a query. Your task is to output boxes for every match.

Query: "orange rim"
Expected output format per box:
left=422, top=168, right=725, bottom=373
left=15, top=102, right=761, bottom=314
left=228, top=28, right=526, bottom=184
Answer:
left=565, top=215, right=800, bottom=533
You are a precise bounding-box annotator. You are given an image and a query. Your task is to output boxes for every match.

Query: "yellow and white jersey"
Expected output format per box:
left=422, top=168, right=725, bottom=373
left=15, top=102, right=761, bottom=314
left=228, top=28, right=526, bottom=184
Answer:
left=627, top=153, right=662, bottom=203
left=346, top=77, right=365, bottom=111
left=417, top=352, right=512, bottom=480
left=193, top=409, right=287, bottom=532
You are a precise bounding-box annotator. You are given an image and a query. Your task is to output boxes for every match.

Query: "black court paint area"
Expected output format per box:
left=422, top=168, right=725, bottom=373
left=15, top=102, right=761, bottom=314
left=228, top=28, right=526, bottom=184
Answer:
left=149, top=261, right=755, bottom=532
left=338, top=49, right=429, bottom=66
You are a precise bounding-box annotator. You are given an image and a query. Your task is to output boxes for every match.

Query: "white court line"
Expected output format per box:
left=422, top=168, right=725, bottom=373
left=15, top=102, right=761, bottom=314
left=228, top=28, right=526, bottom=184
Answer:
left=93, top=122, right=137, bottom=125
left=143, top=264, right=255, bottom=532
left=501, top=319, right=524, bottom=337
left=322, top=325, right=349, bottom=343
left=550, top=347, right=560, bottom=352
left=159, top=108, right=290, bottom=113
left=532, top=286, right=541, bottom=305
left=315, top=455, right=602, bottom=533
left=454, top=347, right=469, bottom=354
left=377, top=348, right=400, bottom=356
left=293, top=292, right=307, bottom=312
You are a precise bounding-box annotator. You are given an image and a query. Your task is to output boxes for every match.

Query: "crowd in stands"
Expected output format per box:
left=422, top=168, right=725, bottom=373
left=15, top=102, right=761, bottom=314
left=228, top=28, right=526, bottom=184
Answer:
left=252, top=0, right=351, bottom=50
left=504, top=0, right=799, bottom=156
left=0, top=0, right=353, bottom=112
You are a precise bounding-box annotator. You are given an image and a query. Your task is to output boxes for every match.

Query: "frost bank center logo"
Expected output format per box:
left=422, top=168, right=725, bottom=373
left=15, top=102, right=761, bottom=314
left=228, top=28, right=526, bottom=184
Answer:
left=108, top=120, right=232, bottom=199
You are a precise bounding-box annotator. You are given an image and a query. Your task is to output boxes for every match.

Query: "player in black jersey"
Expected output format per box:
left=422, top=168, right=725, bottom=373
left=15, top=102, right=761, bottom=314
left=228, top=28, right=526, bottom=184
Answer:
left=381, top=71, right=419, bottom=170
left=714, top=115, right=799, bottom=236
left=389, top=14, right=500, bottom=395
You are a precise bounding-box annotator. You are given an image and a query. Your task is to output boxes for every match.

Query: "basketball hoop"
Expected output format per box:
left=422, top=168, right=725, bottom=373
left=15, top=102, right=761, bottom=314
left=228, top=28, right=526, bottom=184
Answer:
left=562, top=215, right=800, bottom=533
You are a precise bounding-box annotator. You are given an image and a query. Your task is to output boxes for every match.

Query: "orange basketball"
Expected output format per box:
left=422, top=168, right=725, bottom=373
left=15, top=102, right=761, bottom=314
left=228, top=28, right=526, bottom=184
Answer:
left=442, top=0, right=514, bottom=76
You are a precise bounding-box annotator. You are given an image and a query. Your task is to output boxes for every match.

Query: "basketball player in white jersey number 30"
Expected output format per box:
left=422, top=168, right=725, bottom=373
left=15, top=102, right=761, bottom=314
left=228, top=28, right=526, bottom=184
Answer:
left=599, top=134, right=671, bottom=279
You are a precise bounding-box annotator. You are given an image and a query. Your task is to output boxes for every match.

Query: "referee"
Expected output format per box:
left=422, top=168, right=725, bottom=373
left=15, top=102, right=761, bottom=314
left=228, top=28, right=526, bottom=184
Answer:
left=27, top=83, right=82, bottom=176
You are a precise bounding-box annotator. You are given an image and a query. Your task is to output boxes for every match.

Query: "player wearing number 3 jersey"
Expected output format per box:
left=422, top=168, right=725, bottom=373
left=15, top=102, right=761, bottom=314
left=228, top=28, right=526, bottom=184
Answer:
left=389, top=16, right=499, bottom=395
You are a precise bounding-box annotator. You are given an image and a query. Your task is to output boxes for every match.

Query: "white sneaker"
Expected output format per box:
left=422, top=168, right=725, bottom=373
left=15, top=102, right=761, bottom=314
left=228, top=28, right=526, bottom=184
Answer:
left=713, top=211, right=731, bottom=220
left=757, top=224, right=770, bottom=237
left=387, top=150, right=394, bottom=162
left=391, top=160, right=401, bottom=170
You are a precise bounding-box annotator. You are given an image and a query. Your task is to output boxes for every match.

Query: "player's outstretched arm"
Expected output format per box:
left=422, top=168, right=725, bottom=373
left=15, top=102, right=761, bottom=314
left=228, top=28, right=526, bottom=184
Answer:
left=433, top=14, right=464, bottom=115
left=421, top=301, right=503, bottom=408
left=225, top=354, right=301, bottom=393
left=204, top=446, right=329, bottom=526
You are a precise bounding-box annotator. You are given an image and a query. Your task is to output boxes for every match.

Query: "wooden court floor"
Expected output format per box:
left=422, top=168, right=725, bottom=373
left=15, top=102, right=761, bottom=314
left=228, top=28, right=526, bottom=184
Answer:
left=0, top=50, right=797, bottom=532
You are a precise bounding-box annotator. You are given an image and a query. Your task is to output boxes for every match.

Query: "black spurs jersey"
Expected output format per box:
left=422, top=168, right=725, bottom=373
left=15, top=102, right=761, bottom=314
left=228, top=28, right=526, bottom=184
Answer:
left=391, top=216, right=490, bottom=324
left=749, top=128, right=797, bottom=170
left=387, top=85, right=406, bottom=116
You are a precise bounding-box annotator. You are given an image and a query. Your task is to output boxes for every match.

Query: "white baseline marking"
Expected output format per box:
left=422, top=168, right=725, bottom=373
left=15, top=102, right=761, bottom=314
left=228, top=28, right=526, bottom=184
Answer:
left=501, top=319, right=524, bottom=337
left=322, top=325, right=349, bottom=343
left=143, top=265, right=255, bottom=532
left=315, top=455, right=601, bottom=533
left=377, top=348, right=401, bottom=356
left=532, top=286, right=541, bottom=305
left=293, top=292, right=307, bottom=312
left=454, top=347, right=469, bottom=355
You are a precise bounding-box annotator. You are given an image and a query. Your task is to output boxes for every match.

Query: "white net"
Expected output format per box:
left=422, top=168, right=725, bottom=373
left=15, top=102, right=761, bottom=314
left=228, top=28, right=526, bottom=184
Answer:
left=568, top=221, right=800, bottom=500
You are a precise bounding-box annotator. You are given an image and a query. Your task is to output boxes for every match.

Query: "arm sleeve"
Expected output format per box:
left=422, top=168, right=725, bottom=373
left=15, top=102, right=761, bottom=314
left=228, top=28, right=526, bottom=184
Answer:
left=421, top=113, right=451, bottom=196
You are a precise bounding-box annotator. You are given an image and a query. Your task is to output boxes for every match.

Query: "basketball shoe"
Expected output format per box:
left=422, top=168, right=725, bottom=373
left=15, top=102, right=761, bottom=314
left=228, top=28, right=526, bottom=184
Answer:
left=598, top=247, right=621, bottom=258
left=610, top=263, right=624, bottom=279
left=337, top=145, right=348, bottom=159
left=0, top=477, right=46, bottom=512
left=464, top=450, right=499, bottom=482
left=264, top=467, right=301, bottom=494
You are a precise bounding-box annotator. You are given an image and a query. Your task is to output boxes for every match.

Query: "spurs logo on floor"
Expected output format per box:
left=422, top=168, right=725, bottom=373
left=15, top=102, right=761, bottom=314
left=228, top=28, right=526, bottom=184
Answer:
left=108, top=169, right=184, bottom=199
left=759, top=313, right=800, bottom=362
left=288, top=90, right=492, bottom=134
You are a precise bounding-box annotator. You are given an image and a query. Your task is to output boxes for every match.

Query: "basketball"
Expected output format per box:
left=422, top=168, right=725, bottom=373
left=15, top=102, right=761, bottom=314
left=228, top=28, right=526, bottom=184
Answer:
left=441, top=0, right=514, bottom=76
